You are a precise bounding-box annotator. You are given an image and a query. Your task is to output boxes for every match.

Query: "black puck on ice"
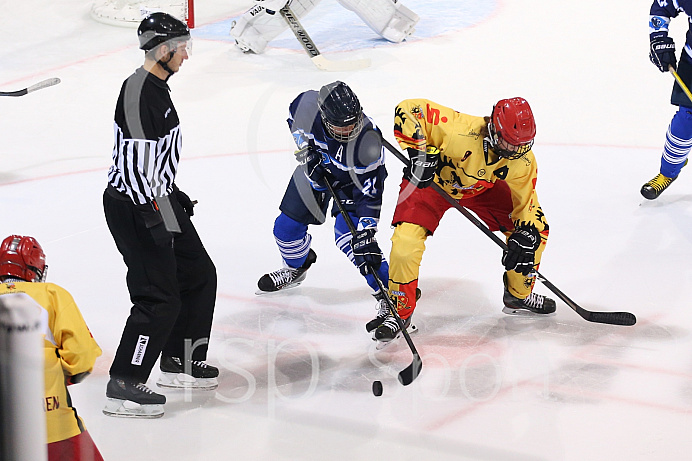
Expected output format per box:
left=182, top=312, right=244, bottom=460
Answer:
left=372, top=380, right=383, bottom=396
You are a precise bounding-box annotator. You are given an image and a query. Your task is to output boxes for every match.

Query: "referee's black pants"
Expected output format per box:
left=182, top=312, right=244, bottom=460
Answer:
left=103, top=188, right=217, bottom=383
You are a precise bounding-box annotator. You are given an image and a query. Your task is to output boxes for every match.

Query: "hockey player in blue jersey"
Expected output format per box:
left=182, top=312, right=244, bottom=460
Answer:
left=257, top=81, right=391, bottom=332
left=642, top=0, right=692, bottom=199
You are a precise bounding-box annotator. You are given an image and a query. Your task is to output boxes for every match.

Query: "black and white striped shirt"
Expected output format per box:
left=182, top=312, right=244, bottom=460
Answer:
left=107, top=67, right=181, bottom=205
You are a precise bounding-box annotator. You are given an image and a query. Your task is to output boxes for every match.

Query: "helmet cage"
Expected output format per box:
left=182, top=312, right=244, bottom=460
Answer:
left=321, top=114, right=364, bottom=143
left=488, top=122, right=534, bottom=160
left=0, top=236, right=47, bottom=282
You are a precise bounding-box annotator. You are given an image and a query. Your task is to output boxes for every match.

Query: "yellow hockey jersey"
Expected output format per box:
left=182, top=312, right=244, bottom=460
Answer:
left=0, top=281, right=102, bottom=444
left=394, top=98, right=548, bottom=233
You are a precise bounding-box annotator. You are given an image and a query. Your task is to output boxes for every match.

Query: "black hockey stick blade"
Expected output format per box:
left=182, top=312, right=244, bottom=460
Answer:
left=398, top=353, right=422, bottom=386
left=536, top=275, right=636, bottom=326
left=0, top=78, right=61, bottom=97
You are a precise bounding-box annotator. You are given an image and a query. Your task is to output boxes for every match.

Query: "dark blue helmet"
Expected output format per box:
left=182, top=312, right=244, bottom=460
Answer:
left=138, top=12, right=190, bottom=51
left=318, top=81, right=364, bottom=142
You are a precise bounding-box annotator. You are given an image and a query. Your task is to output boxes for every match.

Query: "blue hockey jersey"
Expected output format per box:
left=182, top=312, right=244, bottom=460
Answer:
left=650, top=0, right=692, bottom=57
left=287, top=90, right=387, bottom=228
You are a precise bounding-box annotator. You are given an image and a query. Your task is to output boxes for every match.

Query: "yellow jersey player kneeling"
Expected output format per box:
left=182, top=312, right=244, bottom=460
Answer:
left=376, top=98, right=556, bottom=343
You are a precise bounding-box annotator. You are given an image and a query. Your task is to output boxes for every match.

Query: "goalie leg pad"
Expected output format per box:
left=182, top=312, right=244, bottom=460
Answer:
left=336, top=0, right=419, bottom=43
left=230, top=0, right=322, bottom=53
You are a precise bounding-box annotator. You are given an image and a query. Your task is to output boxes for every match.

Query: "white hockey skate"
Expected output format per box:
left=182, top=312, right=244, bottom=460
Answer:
left=103, top=378, right=165, bottom=418
left=157, top=356, right=219, bottom=390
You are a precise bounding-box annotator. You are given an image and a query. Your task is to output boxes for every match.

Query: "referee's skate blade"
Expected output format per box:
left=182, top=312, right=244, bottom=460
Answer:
left=102, top=398, right=164, bottom=418
left=373, top=323, right=418, bottom=351
left=157, top=372, right=218, bottom=390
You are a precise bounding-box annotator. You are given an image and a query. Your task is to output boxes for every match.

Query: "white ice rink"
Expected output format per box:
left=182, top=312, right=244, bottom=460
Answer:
left=2, top=0, right=692, bottom=460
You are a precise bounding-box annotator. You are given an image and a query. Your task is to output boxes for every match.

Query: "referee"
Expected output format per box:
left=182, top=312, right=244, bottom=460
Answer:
left=102, top=12, right=217, bottom=417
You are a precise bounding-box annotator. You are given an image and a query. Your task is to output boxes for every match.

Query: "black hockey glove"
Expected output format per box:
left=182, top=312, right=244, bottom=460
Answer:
left=295, top=146, right=326, bottom=189
left=174, top=186, right=196, bottom=217
left=502, top=225, right=540, bottom=276
left=650, top=36, right=677, bottom=72
left=135, top=201, right=173, bottom=248
left=351, top=228, right=383, bottom=276
left=404, top=146, right=439, bottom=189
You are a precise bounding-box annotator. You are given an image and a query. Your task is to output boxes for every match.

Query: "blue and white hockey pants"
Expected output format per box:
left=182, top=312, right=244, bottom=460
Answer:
left=273, top=212, right=389, bottom=293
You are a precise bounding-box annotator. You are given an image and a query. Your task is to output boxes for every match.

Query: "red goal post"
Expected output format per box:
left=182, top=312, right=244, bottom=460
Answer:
left=90, top=0, right=195, bottom=29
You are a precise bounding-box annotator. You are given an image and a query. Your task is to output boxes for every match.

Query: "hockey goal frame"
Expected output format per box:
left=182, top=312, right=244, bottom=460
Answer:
left=90, top=0, right=195, bottom=29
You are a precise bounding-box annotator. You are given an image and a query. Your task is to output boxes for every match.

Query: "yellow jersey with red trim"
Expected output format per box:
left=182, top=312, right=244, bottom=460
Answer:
left=394, top=98, right=548, bottom=232
left=0, top=281, right=102, bottom=443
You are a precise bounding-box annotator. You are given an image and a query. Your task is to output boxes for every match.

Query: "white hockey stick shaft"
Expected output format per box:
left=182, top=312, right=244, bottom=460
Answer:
left=279, top=7, right=370, bottom=72
left=0, top=78, right=61, bottom=97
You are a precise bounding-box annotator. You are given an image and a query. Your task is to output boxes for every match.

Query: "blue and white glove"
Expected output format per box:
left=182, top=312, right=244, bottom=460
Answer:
left=295, top=146, right=326, bottom=190
left=351, top=228, right=383, bottom=276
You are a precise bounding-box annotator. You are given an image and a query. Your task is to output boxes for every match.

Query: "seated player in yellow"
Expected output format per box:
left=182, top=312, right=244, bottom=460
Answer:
left=372, top=98, right=555, bottom=343
left=0, top=235, right=103, bottom=461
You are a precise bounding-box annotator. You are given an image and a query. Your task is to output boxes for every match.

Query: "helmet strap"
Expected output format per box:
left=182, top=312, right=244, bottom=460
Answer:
left=157, top=50, right=177, bottom=80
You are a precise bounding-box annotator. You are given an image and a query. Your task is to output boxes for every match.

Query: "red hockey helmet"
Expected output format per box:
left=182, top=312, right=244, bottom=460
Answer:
left=489, top=97, right=536, bottom=159
left=0, top=235, right=47, bottom=282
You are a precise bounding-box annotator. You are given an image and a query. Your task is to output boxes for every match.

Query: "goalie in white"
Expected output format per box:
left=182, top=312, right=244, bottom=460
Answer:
left=230, top=0, right=418, bottom=54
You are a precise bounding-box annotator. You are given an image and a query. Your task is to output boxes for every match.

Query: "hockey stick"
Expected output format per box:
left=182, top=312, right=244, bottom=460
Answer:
left=669, top=65, right=692, bottom=103
left=0, top=78, right=61, bottom=97
left=305, top=144, right=421, bottom=385
left=279, top=6, right=370, bottom=72
left=382, top=138, right=637, bottom=327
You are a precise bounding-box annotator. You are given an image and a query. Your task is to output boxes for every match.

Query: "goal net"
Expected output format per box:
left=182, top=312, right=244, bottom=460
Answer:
left=90, top=0, right=195, bottom=28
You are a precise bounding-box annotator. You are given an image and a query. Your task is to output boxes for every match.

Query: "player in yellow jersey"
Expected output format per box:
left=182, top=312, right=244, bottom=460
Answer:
left=0, top=235, right=103, bottom=461
left=372, top=98, right=556, bottom=342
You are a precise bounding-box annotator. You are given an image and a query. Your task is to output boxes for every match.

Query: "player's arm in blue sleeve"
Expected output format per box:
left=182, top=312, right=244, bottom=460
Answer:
left=649, top=1, right=678, bottom=38
left=287, top=90, right=321, bottom=150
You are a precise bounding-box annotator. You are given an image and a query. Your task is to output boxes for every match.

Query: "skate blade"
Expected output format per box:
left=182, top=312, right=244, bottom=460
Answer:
left=373, top=323, right=418, bottom=350
left=502, top=306, right=556, bottom=317
left=254, top=280, right=304, bottom=295
left=102, top=398, right=164, bottom=418
left=157, top=372, right=218, bottom=390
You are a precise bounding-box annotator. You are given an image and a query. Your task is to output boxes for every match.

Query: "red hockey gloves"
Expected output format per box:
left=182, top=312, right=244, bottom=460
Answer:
left=404, top=146, right=439, bottom=189
left=295, top=146, right=327, bottom=190
left=650, top=35, right=677, bottom=72
left=351, top=228, right=382, bottom=276
left=502, top=225, right=540, bottom=276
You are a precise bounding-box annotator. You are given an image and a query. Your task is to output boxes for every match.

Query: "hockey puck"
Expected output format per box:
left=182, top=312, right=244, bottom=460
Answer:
left=372, top=380, right=383, bottom=397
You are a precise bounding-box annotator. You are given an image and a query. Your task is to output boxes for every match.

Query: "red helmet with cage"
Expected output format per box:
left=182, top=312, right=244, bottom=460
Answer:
left=0, top=235, right=47, bottom=282
left=489, top=97, right=536, bottom=159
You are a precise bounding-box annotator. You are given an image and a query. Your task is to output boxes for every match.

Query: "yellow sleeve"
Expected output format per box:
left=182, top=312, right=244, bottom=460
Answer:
left=48, top=284, right=102, bottom=377
left=504, top=151, right=549, bottom=238
left=393, top=99, right=457, bottom=153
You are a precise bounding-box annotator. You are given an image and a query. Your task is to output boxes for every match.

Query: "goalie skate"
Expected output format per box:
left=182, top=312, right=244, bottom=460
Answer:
left=103, top=378, right=165, bottom=419
left=157, top=356, right=219, bottom=390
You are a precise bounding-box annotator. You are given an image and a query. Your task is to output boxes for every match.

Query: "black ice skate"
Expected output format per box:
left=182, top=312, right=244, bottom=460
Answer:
left=373, top=314, right=417, bottom=349
left=103, top=377, right=166, bottom=418
left=640, top=159, right=687, bottom=200
left=257, top=249, right=317, bottom=293
left=366, top=291, right=390, bottom=333
left=502, top=289, right=556, bottom=316
left=366, top=288, right=421, bottom=333
left=157, top=356, right=219, bottom=390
